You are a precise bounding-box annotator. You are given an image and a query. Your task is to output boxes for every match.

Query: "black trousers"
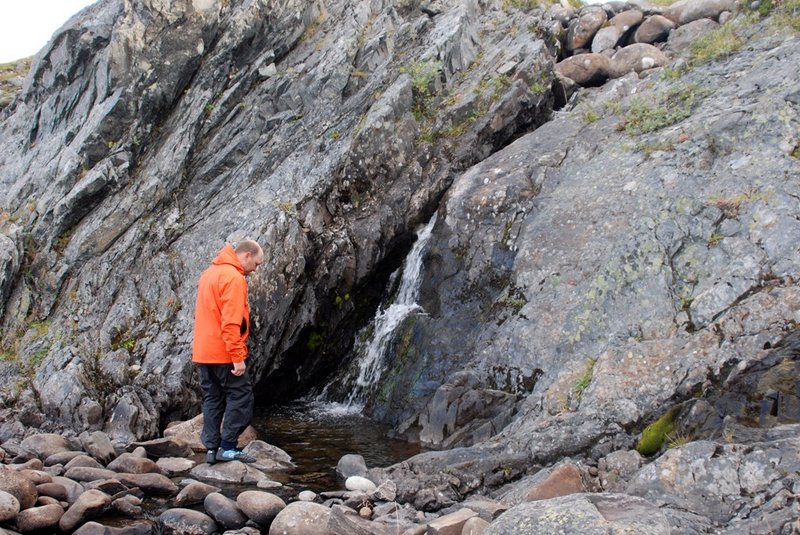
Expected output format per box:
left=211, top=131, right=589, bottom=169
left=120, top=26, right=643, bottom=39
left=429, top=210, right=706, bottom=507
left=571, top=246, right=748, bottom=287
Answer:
left=197, top=363, right=254, bottom=450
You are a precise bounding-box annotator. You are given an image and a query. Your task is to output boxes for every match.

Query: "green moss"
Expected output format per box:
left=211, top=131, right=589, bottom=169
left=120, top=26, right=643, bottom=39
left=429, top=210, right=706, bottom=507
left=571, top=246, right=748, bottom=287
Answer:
left=636, top=408, right=680, bottom=455
left=400, top=60, right=442, bottom=121
left=624, top=83, right=711, bottom=135
left=573, top=358, right=597, bottom=401
left=306, top=332, right=323, bottom=351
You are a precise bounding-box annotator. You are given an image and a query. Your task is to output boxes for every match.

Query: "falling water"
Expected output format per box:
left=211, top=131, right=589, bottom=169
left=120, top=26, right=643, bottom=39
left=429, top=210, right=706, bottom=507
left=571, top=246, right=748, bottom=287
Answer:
left=329, top=213, right=437, bottom=410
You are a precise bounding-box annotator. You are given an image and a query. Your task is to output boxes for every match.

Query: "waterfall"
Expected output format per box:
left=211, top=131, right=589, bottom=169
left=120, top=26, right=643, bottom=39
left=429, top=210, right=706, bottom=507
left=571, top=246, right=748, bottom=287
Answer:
left=319, top=213, right=437, bottom=412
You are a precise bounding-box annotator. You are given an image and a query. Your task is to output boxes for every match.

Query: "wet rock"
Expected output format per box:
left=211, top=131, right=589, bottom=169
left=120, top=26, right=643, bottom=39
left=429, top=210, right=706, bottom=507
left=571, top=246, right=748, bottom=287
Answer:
left=174, top=481, right=221, bottom=507
left=525, top=463, right=588, bottom=501
left=73, top=520, right=156, bottom=534
left=191, top=462, right=271, bottom=486
left=462, top=516, right=489, bottom=535
left=51, top=476, right=84, bottom=504
left=35, top=482, right=68, bottom=501
left=236, top=490, right=286, bottom=526
left=17, top=470, right=50, bottom=486
left=65, top=455, right=105, bottom=471
left=0, top=490, right=20, bottom=522
left=16, top=503, right=64, bottom=533
left=128, top=437, right=193, bottom=459
left=427, top=508, right=478, bottom=534
left=663, top=0, right=735, bottom=25
left=329, top=504, right=393, bottom=535
left=241, top=440, right=294, bottom=471
left=336, top=454, right=368, bottom=480
left=268, top=501, right=331, bottom=535
left=80, top=431, right=117, bottom=465
left=368, top=480, right=397, bottom=502
left=204, top=492, right=247, bottom=530
left=298, top=490, right=317, bottom=502
left=555, top=54, right=610, bottom=86
left=484, top=493, right=669, bottom=534
left=44, top=451, right=86, bottom=467
left=64, top=466, right=117, bottom=482
left=608, top=43, right=669, bottom=78
left=115, top=473, right=179, bottom=496
left=346, top=476, right=377, bottom=493
left=163, top=415, right=258, bottom=452
left=0, top=469, right=38, bottom=510
left=566, top=6, right=608, bottom=52
left=156, top=457, right=195, bottom=477
left=159, top=508, right=218, bottom=535
left=19, top=434, right=71, bottom=460
left=83, top=479, right=129, bottom=496
left=633, top=15, right=676, bottom=44
left=59, top=489, right=112, bottom=532
left=112, top=494, right=143, bottom=517
left=107, top=453, right=162, bottom=474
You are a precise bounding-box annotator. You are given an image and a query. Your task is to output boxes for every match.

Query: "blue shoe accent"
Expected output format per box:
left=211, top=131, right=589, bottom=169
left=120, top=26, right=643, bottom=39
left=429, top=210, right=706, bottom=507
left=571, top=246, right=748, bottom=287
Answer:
left=215, top=448, right=256, bottom=463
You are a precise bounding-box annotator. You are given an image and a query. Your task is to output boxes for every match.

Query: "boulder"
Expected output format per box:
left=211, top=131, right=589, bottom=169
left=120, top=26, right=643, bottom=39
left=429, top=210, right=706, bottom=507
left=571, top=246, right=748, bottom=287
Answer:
left=79, top=431, right=117, bottom=465
left=633, top=15, right=676, bottom=45
left=268, top=501, right=332, bottom=535
left=73, top=520, right=156, bottom=534
left=64, top=466, right=117, bottom=482
left=462, top=516, right=490, bottom=535
left=35, top=482, right=69, bottom=501
left=156, top=457, right=195, bottom=477
left=555, top=53, right=611, bottom=86
left=0, top=469, right=37, bottom=510
left=236, top=490, right=286, bottom=526
left=336, top=454, right=368, bottom=480
left=65, top=455, right=105, bottom=471
left=608, top=44, right=669, bottom=78
left=426, top=508, right=478, bottom=535
left=107, top=453, right=162, bottom=474
left=115, top=473, right=179, bottom=496
left=204, top=492, right=247, bottom=530
left=566, top=6, right=608, bottom=52
left=190, top=461, right=271, bottom=485
left=525, top=463, right=588, bottom=501
left=127, top=437, right=193, bottom=459
left=345, top=476, right=377, bottom=493
left=163, top=414, right=258, bottom=451
left=159, top=508, right=218, bottom=535
left=58, top=489, right=112, bottom=532
left=0, top=489, right=20, bottom=522
left=19, top=434, right=71, bottom=460
left=328, top=504, right=394, bottom=535
left=666, top=18, right=720, bottom=52
left=174, top=481, right=221, bottom=507
left=16, top=503, right=64, bottom=533
left=51, top=476, right=85, bottom=504
left=663, top=0, right=735, bottom=25
left=484, top=493, right=669, bottom=534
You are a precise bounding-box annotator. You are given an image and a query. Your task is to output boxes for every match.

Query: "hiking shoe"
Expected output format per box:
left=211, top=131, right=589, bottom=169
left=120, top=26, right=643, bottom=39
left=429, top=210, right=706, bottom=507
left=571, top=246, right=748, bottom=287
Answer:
left=206, top=448, right=218, bottom=465
left=215, top=448, right=256, bottom=463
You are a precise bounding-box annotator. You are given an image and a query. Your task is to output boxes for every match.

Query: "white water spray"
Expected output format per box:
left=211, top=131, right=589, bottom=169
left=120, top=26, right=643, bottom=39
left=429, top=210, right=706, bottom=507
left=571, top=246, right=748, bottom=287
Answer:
left=339, top=213, right=438, bottom=409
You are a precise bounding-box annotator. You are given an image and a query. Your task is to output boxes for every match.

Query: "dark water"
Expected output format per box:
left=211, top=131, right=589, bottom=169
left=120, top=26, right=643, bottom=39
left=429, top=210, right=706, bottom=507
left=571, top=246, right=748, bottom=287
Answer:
left=251, top=401, right=424, bottom=494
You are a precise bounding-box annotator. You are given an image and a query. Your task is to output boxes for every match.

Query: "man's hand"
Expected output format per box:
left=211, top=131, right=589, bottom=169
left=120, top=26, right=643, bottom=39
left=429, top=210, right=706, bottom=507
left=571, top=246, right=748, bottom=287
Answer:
left=232, top=360, right=246, bottom=376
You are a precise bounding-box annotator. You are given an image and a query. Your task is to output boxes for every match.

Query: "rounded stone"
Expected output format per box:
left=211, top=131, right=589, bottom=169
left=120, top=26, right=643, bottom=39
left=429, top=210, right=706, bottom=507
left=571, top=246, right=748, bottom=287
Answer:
left=336, top=454, right=368, bottom=480
left=203, top=492, right=247, bottom=530
left=0, top=489, right=20, bottom=522
left=345, top=476, right=376, bottom=493
left=236, top=490, right=286, bottom=525
left=16, top=503, right=64, bottom=533
left=268, top=501, right=331, bottom=535
left=19, top=434, right=71, bottom=460
left=174, top=481, right=221, bottom=507
left=297, top=490, right=317, bottom=502
left=159, top=507, right=218, bottom=535
left=58, top=489, right=113, bottom=532
left=0, top=469, right=38, bottom=510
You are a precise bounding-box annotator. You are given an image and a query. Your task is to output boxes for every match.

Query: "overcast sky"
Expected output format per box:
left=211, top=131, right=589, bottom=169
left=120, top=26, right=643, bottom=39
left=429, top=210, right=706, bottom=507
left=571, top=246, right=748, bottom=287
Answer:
left=0, top=0, right=97, bottom=63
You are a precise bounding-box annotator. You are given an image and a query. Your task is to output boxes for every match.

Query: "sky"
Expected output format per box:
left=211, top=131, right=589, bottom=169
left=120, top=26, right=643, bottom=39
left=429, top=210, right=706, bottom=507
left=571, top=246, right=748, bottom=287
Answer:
left=0, top=0, right=97, bottom=63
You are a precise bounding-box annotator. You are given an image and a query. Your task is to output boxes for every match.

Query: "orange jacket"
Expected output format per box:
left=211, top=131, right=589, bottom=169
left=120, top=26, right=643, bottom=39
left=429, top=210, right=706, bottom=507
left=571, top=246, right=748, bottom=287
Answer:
left=192, top=244, right=250, bottom=364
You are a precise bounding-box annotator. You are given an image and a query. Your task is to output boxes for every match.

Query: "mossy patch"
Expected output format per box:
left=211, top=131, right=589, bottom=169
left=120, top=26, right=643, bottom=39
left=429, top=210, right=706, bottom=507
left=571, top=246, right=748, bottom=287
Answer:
left=636, top=407, right=680, bottom=455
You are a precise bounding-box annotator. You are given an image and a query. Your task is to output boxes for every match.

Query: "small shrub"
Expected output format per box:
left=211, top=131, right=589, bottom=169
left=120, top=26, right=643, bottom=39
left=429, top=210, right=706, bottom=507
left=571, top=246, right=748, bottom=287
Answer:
left=583, top=107, right=601, bottom=124
left=400, top=60, right=442, bottom=121
left=666, top=431, right=694, bottom=449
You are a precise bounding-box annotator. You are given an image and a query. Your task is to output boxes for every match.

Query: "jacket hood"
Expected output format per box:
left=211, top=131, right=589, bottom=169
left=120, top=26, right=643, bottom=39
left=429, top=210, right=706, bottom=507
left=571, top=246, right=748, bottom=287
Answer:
left=212, top=244, right=244, bottom=275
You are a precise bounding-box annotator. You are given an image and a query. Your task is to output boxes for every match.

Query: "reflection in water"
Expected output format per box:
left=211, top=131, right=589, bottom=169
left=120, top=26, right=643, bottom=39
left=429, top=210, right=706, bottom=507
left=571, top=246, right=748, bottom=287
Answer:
left=252, top=401, right=424, bottom=494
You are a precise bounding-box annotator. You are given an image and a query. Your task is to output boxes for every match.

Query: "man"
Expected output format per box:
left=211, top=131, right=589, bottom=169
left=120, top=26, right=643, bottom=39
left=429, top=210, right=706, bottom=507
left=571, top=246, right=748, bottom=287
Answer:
left=192, top=239, right=264, bottom=463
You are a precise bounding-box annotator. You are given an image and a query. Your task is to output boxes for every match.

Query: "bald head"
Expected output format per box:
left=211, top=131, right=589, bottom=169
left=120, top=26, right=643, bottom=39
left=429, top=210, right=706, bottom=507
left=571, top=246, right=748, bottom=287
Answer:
left=235, top=239, right=264, bottom=275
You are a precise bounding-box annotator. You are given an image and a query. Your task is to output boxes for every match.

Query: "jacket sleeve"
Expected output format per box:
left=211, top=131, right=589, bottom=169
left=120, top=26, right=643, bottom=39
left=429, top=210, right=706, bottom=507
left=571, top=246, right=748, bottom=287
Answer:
left=219, top=272, right=248, bottom=362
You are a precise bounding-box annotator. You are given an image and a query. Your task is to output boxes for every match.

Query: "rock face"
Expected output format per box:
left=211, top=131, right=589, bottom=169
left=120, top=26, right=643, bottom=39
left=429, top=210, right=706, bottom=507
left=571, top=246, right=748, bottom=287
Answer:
left=2, top=1, right=800, bottom=534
